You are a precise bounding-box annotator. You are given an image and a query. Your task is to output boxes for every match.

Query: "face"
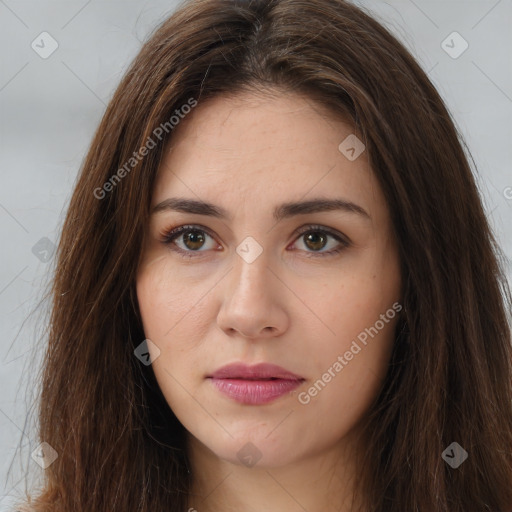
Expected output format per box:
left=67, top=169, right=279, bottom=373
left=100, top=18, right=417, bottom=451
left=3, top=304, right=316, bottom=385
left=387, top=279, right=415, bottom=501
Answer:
left=136, top=90, right=402, bottom=468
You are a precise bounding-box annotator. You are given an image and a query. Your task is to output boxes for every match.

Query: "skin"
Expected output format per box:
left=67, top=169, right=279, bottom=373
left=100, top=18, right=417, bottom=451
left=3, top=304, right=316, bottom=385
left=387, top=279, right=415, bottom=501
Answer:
left=136, top=90, right=403, bottom=512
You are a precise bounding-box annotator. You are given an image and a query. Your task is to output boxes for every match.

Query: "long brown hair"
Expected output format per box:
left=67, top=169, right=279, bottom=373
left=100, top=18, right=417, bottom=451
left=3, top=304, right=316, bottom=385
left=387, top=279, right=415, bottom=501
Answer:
left=14, top=0, right=512, bottom=510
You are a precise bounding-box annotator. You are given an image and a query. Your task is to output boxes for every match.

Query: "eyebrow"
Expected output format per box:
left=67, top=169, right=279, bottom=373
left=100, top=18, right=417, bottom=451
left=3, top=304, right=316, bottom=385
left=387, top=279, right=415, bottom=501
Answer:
left=151, top=197, right=371, bottom=222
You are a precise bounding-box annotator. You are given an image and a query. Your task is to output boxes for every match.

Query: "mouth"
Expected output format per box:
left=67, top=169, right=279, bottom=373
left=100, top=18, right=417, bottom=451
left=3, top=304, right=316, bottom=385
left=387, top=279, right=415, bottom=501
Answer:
left=207, top=362, right=305, bottom=405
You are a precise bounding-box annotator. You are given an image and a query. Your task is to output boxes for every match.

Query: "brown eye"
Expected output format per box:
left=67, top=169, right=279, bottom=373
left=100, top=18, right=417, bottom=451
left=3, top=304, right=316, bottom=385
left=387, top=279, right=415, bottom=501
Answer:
left=292, top=225, right=350, bottom=257
left=181, top=230, right=207, bottom=250
left=303, top=232, right=328, bottom=252
left=161, top=225, right=218, bottom=257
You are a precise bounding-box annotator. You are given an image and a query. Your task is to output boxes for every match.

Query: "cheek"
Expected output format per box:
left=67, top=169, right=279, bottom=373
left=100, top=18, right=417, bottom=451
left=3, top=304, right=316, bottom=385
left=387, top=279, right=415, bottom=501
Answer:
left=136, top=267, right=208, bottom=415
left=296, top=314, right=397, bottom=442
left=295, top=263, right=400, bottom=424
left=294, top=240, right=400, bottom=334
left=136, top=258, right=219, bottom=395
left=137, top=258, right=205, bottom=340
left=293, top=268, right=398, bottom=348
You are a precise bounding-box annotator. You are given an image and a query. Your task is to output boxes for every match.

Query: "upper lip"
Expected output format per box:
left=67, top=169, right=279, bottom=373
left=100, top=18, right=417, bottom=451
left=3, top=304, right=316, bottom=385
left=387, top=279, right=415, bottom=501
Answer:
left=208, top=363, right=304, bottom=380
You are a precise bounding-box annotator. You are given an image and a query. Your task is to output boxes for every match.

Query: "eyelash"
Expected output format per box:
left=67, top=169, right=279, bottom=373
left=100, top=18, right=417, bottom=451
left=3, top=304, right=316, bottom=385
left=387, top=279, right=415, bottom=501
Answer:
left=159, top=224, right=350, bottom=260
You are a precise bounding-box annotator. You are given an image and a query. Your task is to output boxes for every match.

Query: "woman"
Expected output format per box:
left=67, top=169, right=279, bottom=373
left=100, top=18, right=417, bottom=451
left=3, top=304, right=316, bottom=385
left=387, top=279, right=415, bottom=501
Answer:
left=16, top=0, right=512, bottom=510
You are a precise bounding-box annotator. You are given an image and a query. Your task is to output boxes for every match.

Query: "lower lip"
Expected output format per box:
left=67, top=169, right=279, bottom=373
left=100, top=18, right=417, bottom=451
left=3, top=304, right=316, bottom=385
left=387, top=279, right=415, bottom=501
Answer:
left=209, top=377, right=303, bottom=405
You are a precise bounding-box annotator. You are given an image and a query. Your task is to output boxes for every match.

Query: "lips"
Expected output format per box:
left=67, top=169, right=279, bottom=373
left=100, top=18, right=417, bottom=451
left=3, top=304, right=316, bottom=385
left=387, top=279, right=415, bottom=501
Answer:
left=207, top=363, right=305, bottom=405
left=209, top=362, right=304, bottom=380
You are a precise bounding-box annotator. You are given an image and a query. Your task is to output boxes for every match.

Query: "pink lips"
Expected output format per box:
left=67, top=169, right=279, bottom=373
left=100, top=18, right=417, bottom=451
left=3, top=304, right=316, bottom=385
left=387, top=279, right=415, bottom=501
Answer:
left=207, top=363, right=305, bottom=405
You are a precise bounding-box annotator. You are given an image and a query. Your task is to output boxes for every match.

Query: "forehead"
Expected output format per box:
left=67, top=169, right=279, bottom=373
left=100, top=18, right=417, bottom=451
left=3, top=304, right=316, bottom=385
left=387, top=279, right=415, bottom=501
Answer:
left=152, top=91, right=388, bottom=229
left=163, top=91, right=357, bottom=164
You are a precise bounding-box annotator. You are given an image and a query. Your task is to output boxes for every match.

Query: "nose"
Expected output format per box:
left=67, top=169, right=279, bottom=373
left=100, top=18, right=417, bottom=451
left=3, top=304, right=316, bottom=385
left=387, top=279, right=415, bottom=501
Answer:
left=216, top=247, right=289, bottom=340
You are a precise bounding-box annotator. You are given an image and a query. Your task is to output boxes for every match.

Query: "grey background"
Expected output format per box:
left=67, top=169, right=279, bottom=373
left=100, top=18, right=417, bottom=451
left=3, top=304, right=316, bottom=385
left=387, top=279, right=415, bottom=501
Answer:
left=1, top=0, right=511, bottom=508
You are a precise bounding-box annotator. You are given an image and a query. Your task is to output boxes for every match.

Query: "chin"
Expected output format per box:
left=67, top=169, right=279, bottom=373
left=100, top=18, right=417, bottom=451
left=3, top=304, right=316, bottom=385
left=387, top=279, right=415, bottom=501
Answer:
left=197, top=428, right=305, bottom=469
